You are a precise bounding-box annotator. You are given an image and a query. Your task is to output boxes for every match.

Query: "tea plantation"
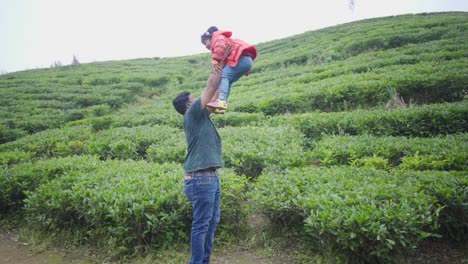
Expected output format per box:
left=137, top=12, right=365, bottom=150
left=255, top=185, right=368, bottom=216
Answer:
left=1, top=12, right=467, bottom=263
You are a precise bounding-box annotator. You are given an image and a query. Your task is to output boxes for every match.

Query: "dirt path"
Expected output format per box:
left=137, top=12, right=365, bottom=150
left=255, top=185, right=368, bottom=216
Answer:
left=1, top=229, right=466, bottom=264
left=0, top=232, right=63, bottom=264
left=0, top=231, right=93, bottom=264
left=0, top=231, right=286, bottom=264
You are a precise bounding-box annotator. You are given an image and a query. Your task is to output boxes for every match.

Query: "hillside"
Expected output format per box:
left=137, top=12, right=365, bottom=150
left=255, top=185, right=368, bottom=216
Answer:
left=1, top=12, right=467, bottom=263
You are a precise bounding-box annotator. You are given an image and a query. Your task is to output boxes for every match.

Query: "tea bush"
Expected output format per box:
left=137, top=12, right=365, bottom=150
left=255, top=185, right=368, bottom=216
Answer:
left=310, top=133, right=467, bottom=170
left=251, top=166, right=467, bottom=263
left=269, top=102, right=468, bottom=142
left=220, top=125, right=307, bottom=178
left=88, top=125, right=184, bottom=161
left=0, top=125, right=94, bottom=158
left=0, top=155, right=101, bottom=211
left=24, top=161, right=248, bottom=257
left=0, top=150, right=32, bottom=166
left=0, top=12, right=466, bottom=261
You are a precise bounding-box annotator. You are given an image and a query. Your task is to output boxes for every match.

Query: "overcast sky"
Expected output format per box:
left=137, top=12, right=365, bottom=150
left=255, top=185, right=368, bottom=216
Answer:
left=1, top=0, right=467, bottom=73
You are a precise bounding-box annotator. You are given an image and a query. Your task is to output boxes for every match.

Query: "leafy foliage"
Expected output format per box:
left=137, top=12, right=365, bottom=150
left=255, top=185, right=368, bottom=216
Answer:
left=269, top=102, right=467, bottom=142
left=0, top=12, right=467, bottom=261
left=251, top=167, right=466, bottom=263
left=22, top=161, right=248, bottom=256
left=310, top=133, right=467, bottom=170
left=221, top=126, right=307, bottom=178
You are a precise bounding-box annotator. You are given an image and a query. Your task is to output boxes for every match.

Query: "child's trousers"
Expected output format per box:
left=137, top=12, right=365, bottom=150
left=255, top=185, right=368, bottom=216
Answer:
left=219, top=55, right=253, bottom=101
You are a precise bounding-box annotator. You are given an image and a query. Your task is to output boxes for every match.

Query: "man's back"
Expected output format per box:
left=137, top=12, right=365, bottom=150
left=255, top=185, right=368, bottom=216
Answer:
left=183, top=98, right=223, bottom=173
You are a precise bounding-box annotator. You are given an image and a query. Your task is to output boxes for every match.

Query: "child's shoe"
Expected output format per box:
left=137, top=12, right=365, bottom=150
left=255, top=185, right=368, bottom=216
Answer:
left=207, top=99, right=228, bottom=110
left=207, top=105, right=225, bottom=114
left=213, top=108, right=225, bottom=114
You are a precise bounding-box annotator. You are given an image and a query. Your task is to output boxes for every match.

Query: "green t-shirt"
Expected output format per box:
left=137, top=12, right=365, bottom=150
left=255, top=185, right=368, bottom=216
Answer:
left=183, top=99, right=223, bottom=172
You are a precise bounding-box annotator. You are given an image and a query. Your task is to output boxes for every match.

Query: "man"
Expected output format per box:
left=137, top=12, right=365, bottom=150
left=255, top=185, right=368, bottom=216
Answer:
left=172, top=46, right=231, bottom=264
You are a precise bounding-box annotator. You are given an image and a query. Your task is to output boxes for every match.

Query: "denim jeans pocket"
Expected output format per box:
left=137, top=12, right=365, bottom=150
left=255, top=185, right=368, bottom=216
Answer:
left=184, top=179, right=193, bottom=202
left=195, top=176, right=215, bottom=186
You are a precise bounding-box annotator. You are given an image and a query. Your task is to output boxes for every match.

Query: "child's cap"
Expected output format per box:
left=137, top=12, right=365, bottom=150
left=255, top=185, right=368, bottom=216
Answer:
left=201, top=26, right=219, bottom=44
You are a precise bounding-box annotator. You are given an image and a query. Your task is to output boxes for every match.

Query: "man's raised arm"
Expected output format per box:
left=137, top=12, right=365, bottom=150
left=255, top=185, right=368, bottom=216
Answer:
left=200, top=44, right=232, bottom=109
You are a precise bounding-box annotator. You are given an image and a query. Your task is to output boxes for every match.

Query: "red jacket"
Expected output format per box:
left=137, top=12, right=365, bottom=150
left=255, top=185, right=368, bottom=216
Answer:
left=210, top=30, right=257, bottom=68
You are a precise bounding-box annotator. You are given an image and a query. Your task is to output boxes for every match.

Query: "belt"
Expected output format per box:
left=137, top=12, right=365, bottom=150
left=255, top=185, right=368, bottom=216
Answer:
left=184, top=169, right=217, bottom=179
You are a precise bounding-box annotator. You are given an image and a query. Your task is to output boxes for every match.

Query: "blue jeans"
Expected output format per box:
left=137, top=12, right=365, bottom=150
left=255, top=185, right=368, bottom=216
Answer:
left=184, top=176, right=221, bottom=264
left=219, top=55, right=253, bottom=101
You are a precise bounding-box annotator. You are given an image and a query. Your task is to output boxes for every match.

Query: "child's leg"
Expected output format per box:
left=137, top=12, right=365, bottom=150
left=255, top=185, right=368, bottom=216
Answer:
left=219, top=55, right=253, bottom=101
left=218, top=70, right=230, bottom=101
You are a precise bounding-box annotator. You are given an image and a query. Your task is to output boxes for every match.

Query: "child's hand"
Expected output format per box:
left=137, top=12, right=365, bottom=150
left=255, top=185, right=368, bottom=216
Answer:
left=211, top=60, right=223, bottom=74
left=221, top=44, right=232, bottom=63
left=212, top=62, right=222, bottom=74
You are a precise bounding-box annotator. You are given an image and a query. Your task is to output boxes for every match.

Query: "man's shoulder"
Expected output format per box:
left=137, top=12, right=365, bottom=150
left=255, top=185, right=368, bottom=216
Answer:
left=190, top=98, right=202, bottom=111
left=185, top=99, right=204, bottom=119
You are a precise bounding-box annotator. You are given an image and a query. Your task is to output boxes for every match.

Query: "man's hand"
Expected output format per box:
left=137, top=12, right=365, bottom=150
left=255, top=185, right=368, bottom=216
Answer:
left=212, top=60, right=222, bottom=74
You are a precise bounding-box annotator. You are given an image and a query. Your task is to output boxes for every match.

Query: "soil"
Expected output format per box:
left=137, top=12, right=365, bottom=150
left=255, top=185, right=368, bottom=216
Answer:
left=403, top=238, right=468, bottom=264
left=0, top=231, right=84, bottom=264
left=0, top=230, right=290, bottom=264
left=1, top=226, right=466, bottom=264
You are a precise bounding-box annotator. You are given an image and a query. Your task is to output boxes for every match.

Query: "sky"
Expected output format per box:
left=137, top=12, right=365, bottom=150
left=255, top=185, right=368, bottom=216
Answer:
left=0, top=0, right=467, bottom=74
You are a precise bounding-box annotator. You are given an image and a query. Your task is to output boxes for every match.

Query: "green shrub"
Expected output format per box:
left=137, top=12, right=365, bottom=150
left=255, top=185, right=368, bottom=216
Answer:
left=251, top=167, right=465, bottom=262
left=0, top=11, right=466, bottom=261
left=0, top=150, right=32, bottom=166
left=90, top=116, right=115, bottom=131
left=212, top=112, right=266, bottom=127
left=269, top=102, right=468, bottom=141
left=86, top=104, right=113, bottom=117
left=64, top=109, right=85, bottom=122
left=405, top=170, right=467, bottom=243
left=0, top=125, right=94, bottom=158
left=351, top=156, right=390, bottom=170
left=88, top=125, right=184, bottom=161
left=0, top=125, right=27, bottom=144
left=0, top=155, right=101, bottom=211
left=400, top=152, right=467, bottom=171
left=310, top=133, right=467, bottom=170
left=220, top=126, right=307, bottom=178
left=23, top=161, right=248, bottom=257
left=111, top=102, right=182, bottom=129
left=110, top=82, right=145, bottom=95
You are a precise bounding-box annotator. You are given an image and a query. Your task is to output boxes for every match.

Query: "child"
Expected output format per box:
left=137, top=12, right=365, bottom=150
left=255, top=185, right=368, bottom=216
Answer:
left=201, top=26, right=257, bottom=113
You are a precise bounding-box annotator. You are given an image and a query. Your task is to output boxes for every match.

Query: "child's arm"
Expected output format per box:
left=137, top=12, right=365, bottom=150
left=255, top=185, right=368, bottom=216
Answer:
left=211, top=36, right=230, bottom=64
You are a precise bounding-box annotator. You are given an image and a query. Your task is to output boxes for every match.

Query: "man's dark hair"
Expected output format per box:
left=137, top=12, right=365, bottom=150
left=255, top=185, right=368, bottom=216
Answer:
left=173, top=91, right=191, bottom=115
